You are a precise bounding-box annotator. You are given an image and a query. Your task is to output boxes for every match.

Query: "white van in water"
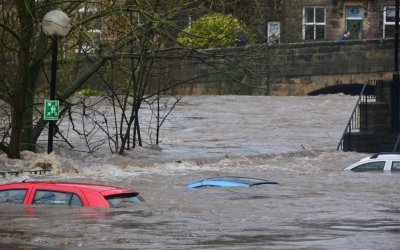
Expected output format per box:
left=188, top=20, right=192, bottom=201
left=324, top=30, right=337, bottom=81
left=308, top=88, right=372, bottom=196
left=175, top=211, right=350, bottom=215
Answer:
left=345, top=153, right=400, bottom=172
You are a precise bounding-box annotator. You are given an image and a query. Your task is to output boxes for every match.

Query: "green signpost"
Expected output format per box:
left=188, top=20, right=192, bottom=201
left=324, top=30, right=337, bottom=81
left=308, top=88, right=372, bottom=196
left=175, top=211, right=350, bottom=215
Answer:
left=44, top=100, right=59, bottom=121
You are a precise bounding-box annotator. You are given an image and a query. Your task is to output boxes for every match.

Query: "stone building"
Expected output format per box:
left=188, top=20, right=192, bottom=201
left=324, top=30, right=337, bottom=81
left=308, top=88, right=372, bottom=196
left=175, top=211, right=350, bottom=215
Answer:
left=33, top=1, right=400, bottom=54
left=267, top=0, right=397, bottom=43
left=59, top=0, right=400, bottom=53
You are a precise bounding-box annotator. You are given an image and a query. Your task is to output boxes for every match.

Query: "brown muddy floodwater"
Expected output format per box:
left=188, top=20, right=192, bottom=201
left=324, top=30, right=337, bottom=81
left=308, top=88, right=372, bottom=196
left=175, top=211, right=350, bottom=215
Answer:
left=0, top=95, right=399, bottom=249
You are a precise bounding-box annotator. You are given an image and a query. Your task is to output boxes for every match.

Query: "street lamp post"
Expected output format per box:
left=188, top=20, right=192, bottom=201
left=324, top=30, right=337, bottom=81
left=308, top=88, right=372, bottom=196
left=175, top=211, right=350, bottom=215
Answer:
left=42, top=10, right=71, bottom=154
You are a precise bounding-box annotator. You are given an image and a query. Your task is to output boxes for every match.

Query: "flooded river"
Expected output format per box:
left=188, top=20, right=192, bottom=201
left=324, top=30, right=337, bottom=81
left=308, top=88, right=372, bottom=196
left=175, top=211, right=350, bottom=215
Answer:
left=0, top=95, right=399, bottom=249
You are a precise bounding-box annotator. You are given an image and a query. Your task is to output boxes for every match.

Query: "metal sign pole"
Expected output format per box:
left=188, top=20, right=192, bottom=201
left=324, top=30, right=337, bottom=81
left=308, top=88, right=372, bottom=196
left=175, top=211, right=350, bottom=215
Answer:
left=47, top=36, right=58, bottom=154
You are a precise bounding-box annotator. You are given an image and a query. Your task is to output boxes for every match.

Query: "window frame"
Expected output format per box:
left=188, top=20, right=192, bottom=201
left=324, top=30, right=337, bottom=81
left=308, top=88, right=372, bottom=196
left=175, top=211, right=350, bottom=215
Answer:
left=267, top=21, right=281, bottom=44
left=391, top=161, right=400, bottom=171
left=105, top=193, right=144, bottom=208
left=352, top=161, right=386, bottom=172
left=32, top=190, right=83, bottom=206
left=0, top=189, right=28, bottom=204
left=345, top=6, right=364, bottom=39
left=302, top=6, right=326, bottom=41
left=346, top=7, right=364, bottom=20
left=383, top=6, right=396, bottom=38
left=75, top=5, right=102, bottom=54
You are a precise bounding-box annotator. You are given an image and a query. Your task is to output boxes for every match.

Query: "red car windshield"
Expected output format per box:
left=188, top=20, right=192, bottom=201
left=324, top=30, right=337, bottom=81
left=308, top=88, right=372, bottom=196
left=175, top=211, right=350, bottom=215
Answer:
left=105, top=193, right=144, bottom=208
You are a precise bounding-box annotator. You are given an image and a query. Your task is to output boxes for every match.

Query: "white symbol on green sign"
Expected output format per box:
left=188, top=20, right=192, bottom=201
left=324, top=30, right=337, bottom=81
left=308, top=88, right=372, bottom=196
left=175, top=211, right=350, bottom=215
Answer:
left=44, top=100, right=59, bottom=121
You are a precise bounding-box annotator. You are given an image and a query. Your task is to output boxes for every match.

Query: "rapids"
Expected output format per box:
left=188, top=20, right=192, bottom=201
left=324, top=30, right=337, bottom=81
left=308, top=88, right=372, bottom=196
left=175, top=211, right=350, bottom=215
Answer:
left=0, top=95, right=399, bottom=249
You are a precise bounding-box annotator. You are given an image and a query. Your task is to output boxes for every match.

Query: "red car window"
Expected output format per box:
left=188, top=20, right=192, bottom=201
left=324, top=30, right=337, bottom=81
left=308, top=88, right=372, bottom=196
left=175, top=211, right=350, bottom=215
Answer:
left=0, top=189, right=28, bottom=204
left=105, top=193, right=144, bottom=208
left=32, top=190, right=83, bottom=206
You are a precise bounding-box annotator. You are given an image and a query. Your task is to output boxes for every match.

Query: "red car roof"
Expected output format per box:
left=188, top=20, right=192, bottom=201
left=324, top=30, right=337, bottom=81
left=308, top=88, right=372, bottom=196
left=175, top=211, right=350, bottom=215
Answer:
left=0, top=181, right=138, bottom=195
left=0, top=181, right=143, bottom=208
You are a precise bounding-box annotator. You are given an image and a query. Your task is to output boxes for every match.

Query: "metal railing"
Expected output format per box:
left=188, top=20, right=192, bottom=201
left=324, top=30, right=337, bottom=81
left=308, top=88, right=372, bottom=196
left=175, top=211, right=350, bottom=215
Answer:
left=337, top=80, right=377, bottom=151
left=0, top=169, right=51, bottom=178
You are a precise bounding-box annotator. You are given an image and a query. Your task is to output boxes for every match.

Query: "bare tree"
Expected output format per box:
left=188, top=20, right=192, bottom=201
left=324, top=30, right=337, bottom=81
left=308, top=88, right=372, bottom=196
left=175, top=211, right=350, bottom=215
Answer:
left=0, top=0, right=280, bottom=159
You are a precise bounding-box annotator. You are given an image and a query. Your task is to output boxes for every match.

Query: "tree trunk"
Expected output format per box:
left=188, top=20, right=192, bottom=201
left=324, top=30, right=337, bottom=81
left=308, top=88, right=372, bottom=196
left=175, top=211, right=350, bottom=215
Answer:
left=21, top=31, right=50, bottom=152
left=21, top=72, right=35, bottom=152
left=9, top=1, right=35, bottom=158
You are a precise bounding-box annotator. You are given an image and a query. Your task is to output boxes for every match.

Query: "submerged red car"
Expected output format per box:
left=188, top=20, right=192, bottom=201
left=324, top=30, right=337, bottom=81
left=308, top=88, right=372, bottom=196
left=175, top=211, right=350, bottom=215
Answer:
left=0, top=181, right=144, bottom=208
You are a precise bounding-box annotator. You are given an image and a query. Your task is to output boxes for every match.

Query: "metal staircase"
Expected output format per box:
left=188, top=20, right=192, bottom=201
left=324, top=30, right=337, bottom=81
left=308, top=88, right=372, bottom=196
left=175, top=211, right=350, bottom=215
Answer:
left=337, top=80, right=400, bottom=152
left=337, top=80, right=377, bottom=151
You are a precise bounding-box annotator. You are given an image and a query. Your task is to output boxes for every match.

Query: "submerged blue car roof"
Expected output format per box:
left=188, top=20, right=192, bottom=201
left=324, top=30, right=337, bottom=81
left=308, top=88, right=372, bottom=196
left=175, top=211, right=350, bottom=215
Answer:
left=186, top=176, right=278, bottom=188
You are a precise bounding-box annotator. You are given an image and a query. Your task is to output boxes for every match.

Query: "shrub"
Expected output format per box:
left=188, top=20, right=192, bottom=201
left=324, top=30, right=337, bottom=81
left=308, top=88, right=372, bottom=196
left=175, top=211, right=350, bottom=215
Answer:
left=177, top=13, right=249, bottom=48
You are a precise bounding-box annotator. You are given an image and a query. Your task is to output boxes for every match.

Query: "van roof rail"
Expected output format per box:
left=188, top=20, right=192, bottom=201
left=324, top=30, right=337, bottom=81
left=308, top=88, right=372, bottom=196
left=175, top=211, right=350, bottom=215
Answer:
left=370, top=152, right=400, bottom=159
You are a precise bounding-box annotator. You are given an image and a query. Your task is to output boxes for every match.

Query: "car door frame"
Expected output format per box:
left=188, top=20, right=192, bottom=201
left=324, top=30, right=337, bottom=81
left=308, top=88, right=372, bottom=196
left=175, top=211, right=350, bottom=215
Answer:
left=385, top=159, right=400, bottom=171
left=384, top=160, right=391, bottom=170
left=26, top=184, right=89, bottom=206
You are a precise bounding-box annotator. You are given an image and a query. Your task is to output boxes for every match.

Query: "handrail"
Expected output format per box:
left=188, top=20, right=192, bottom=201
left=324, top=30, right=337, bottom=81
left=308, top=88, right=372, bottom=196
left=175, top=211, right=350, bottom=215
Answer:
left=337, top=80, right=376, bottom=150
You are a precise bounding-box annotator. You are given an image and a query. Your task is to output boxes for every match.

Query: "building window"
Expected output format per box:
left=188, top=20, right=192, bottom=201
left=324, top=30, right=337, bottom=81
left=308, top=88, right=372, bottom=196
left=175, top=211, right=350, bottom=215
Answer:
left=303, top=7, right=325, bottom=41
left=267, top=22, right=280, bottom=44
left=346, top=7, right=363, bottom=39
left=384, top=6, right=396, bottom=38
left=75, top=6, right=102, bottom=54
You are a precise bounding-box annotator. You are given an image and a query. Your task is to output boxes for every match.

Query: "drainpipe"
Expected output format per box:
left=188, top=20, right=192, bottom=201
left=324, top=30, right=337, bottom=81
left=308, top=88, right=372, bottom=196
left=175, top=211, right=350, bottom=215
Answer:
left=392, top=0, right=400, bottom=132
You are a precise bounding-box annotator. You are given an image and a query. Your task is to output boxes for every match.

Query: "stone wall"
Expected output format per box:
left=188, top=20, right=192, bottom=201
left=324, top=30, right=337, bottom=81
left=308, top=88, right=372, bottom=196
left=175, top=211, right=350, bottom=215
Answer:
left=265, top=39, right=394, bottom=95
left=166, top=38, right=395, bottom=95
left=57, top=38, right=397, bottom=96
